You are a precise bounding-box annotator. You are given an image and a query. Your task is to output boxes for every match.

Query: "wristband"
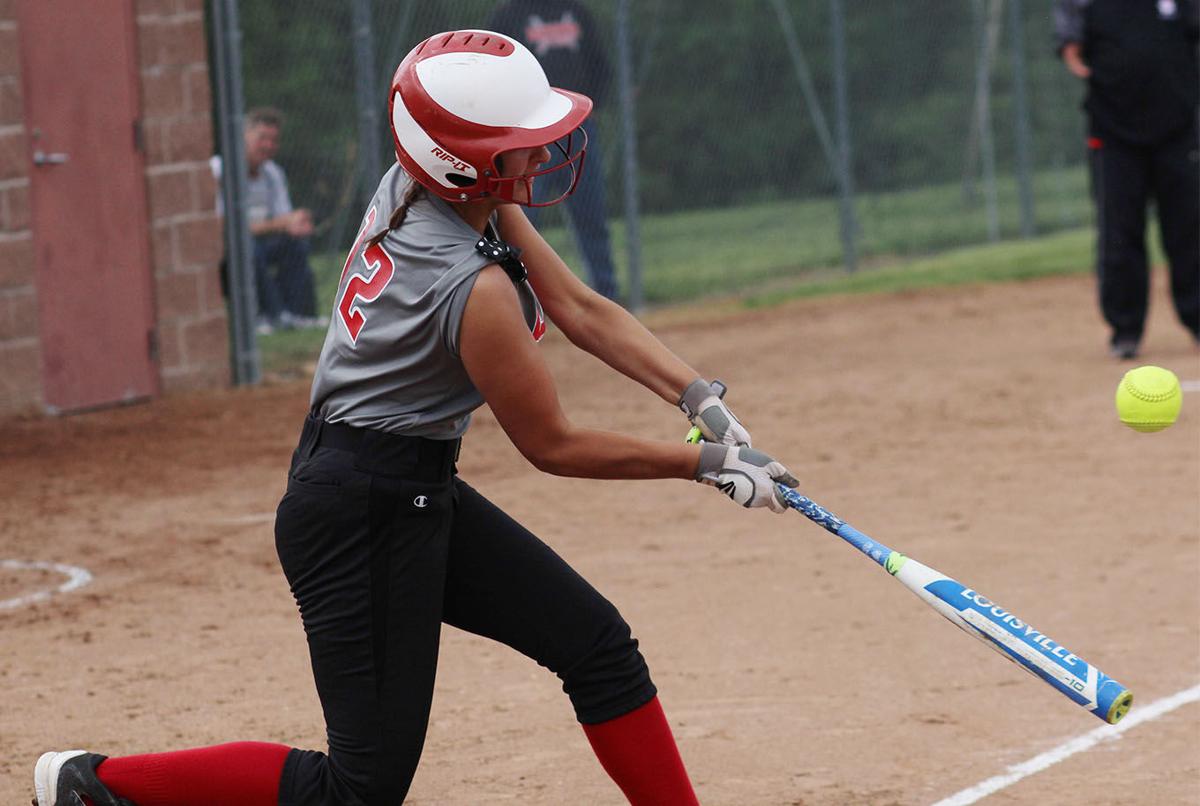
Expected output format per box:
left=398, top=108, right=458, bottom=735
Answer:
left=694, top=443, right=727, bottom=482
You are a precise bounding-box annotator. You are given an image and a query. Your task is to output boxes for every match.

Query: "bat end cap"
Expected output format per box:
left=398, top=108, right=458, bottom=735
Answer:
left=1106, top=690, right=1134, bottom=724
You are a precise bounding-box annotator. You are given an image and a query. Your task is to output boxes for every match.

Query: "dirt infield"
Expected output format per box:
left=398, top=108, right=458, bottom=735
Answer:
left=3, top=273, right=1198, bottom=805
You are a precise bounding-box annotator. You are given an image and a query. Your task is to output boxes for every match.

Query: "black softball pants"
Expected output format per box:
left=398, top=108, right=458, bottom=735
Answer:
left=1088, top=125, right=1200, bottom=344
left=273, top=416, right=656, bottom=806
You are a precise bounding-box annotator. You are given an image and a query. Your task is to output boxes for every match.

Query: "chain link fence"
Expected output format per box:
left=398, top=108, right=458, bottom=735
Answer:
left=211, top=0, right=1091, bottom=376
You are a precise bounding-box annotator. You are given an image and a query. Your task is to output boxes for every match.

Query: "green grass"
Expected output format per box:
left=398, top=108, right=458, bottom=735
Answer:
left=742, top=228, right=1094, bottom=307
left=257, top=250, right=344, bottom=377
left=258, top=325, right=327, bottom=377
left=548, top=164, right=1093, bottom=304
left=257, top=166, right=1099, bottom=375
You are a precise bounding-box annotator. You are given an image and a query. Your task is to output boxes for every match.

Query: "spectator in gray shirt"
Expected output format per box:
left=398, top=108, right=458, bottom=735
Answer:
left=211, top=107, right=323, bottom=333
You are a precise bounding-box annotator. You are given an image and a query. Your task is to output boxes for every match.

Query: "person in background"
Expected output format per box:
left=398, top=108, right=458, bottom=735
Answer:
left=488, top=0, right=621, bottom=302
left=211, top=107, right=324, bottom=334
left=1053, top=0, right=1200, bottom=360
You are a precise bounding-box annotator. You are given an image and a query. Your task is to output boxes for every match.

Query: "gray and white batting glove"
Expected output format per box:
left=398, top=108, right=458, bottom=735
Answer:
left=696, top=443, right=798, bottom=513
left=679, top=379, right=752, bottom=447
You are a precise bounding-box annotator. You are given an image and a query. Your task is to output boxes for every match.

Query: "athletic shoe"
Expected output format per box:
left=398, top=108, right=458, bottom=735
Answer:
left=33, top=750, right=134, bottom=806
left=1109, top=338, right=1139, bottom=360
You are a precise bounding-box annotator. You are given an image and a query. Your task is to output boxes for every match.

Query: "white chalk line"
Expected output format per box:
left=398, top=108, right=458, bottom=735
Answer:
left=930, top=682, right=1200, bottom=806
left=1181, top=380, right=1200, bottom=393
left=0, top=559, right=94, bottom=611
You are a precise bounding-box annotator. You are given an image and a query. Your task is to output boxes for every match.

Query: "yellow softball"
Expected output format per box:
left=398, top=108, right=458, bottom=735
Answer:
left=1115, top=366, right=1182, bottom=433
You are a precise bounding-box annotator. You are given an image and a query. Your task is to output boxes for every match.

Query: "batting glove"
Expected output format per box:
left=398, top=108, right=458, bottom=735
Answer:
left=696, top=443, right=798, bottom=513
left=679, top=379, right=752, bottom=447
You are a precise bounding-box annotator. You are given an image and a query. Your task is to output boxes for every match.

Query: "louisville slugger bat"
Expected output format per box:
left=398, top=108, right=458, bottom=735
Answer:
left=687, top=426, right=1133, bottom=724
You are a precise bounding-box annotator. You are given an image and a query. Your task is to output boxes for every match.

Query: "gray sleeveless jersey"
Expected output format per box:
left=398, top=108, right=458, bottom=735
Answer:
left=310, top=165, right=544, bottom=438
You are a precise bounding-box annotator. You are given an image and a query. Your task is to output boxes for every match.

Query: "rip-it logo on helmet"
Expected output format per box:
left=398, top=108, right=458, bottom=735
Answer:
left=430, top=147, right=472, bottom=175
left=389, top=29, right=592, bottom=206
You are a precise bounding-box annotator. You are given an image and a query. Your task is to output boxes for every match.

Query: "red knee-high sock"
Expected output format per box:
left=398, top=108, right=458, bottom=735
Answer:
left=95, top=741, right=290, bottom=806
left=582, top=696, right=699, bottom=806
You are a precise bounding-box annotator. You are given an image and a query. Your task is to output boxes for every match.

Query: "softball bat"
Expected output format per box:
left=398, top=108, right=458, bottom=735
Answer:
left=687, top=427, right=1132, bottom=723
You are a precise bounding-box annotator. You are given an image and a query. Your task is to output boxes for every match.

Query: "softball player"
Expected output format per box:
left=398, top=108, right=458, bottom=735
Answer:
left=34, top=30, right=796, bottom=806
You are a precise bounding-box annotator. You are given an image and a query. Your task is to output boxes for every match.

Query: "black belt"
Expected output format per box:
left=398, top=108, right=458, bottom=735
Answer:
left=300, top=413, right=459, bottom=482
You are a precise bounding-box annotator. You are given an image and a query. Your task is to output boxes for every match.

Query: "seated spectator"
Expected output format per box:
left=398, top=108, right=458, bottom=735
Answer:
left=211, top=107, right=324, bottom=334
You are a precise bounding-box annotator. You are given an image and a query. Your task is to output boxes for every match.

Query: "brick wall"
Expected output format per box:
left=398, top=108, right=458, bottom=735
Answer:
left=0, top=3, right=39, bottom=411
left=0, top=0, right=228, bottom=413
left=136, top=0, right=229, bottom=392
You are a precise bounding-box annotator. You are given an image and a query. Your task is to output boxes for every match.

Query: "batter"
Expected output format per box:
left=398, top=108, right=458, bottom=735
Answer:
left=34, top=30, right=797, bottom=806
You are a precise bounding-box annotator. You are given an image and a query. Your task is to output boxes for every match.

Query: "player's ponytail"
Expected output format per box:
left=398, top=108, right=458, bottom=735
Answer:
left=366, top=181, right=425, bottom=248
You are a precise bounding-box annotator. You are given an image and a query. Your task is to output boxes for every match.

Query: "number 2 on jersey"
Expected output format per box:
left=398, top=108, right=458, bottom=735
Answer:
left=337, top=207, right=395, bottom=343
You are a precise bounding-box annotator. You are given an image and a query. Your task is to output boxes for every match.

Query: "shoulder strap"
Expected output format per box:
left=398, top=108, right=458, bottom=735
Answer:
left=474, top=229, right=528, bottom=284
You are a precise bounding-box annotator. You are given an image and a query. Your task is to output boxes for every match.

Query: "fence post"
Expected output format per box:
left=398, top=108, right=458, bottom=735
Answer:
left=971, top=0, right=1002, bottom=242
left=352, top=0, right=383, bottom=211
left=769, top=0, right=856, bottom=272
left=769, top=0, right=838, bottom=188
left=210, top=0, right=260, bottom=384
left=1008, top=0, right=1036, bottom=238
left=829, top=0, right=858, bottom=273
left=616, top=0, right=643, bottom=311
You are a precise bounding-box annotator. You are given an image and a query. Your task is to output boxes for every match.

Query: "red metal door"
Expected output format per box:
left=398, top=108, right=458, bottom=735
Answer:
left=17, top=0, right=157, bottom=412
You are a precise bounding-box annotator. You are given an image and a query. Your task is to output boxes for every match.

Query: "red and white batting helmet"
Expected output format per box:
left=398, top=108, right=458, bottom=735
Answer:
left=389, top=30, right=592, bottom=206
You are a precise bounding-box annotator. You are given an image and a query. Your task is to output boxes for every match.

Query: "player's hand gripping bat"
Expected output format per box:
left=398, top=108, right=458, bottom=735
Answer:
left=686, top=425, right=1133, bottom=724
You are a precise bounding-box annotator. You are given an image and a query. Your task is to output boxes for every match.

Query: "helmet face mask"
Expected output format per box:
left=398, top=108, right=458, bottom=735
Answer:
left=492, top=128, right=588, bottom=207
left=389, top=30, right=593, bottom=206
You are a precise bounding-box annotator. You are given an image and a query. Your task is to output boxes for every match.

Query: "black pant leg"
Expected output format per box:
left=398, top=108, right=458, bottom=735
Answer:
left=441, top=479, right=657, bottom=725
left=1151, top=126, right=1200, bottom=337
left=274, top=447, right=455, bottom=806
left=1090, top=136, right=1152, bottom=342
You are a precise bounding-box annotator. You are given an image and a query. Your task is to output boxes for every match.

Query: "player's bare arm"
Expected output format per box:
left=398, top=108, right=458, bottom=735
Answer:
left=460, top=263, right=700, bottom=480
left=497, top=204, right=753, bottom=447
left=496, top=204, right=696, bottom=404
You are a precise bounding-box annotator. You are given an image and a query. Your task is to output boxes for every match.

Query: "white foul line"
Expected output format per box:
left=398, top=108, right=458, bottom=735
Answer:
left=930, top=683, right=1200, bottom=806
left=1181, top=380, right=1200, bottom=393
left=0, top=560, right=94, bottom=610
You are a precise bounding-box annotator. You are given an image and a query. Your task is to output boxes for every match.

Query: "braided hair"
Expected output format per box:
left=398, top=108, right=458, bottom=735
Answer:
left=366, top=181, right=425, bottom=248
